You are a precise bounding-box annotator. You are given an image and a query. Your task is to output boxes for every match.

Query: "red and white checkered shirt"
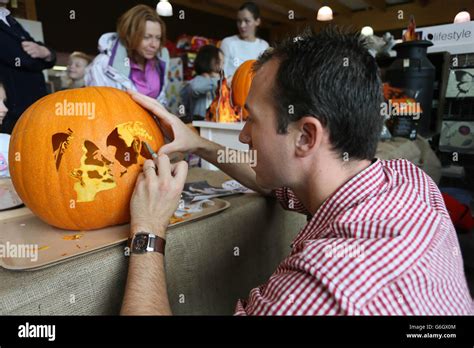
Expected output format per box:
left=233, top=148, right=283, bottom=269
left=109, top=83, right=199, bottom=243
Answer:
left=235, top=159, right=473, bottom=315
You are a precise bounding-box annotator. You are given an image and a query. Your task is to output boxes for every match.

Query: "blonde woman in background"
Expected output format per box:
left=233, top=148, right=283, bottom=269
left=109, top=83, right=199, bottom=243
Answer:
left=86, top=5, right=170, bottom=105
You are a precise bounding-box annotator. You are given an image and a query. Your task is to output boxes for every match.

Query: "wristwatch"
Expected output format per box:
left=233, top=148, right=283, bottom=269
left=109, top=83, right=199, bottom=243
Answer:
left=128, top=232, right=166, bottom=255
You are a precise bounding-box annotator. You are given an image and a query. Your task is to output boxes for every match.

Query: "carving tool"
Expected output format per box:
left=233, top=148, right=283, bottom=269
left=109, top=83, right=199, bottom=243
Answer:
left=143, top=141, right=158, bottom=159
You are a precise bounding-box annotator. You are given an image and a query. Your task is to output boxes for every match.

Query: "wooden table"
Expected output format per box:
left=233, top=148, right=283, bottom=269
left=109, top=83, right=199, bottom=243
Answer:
left=0, top=168, right=306, bottom=315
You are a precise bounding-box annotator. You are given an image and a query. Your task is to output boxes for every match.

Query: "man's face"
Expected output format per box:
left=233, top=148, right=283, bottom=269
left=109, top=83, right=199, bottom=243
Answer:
left=239, top=59, right=293, bottom=190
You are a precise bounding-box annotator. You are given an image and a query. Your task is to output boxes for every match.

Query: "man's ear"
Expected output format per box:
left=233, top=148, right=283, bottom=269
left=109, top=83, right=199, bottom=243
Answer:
left=294, top=116, right=323, bottom=158
left=255, top=18, right=261, bottom=27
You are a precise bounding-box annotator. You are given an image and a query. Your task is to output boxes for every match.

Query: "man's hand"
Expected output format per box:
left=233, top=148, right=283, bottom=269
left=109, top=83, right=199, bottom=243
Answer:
left=21, top=41, right=52, bottom=61
left=130, top=155, right=188, bottom=239
left=122, top=155, right=184, bottom=316
left=128, top=90, right=271, bottom=196
left=128, top=90, right=203, bottom=155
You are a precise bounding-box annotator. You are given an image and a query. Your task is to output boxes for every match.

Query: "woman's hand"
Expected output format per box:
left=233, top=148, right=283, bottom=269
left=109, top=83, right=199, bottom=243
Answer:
left=130, top=155, right=188, bottom=239
left=128, top=90, right=203, bottom=155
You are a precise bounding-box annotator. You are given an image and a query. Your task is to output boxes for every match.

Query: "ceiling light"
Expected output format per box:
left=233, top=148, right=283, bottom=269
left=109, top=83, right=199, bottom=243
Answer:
left=454, top=11, right=471, bottom=23
left=361, top=26, right=374, bottom=36
left=317, top=6, right=333, bottom=21
left=157, top=0, right=173, bottom=17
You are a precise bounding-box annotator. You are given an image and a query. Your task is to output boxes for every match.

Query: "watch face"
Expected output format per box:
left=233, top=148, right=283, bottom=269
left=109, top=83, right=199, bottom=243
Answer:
left=132, top=234, right=149, bottom=253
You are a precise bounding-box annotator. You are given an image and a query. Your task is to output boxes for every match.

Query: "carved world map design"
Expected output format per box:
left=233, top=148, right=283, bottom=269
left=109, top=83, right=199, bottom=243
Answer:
left=52, top=122, right=153, bottom=202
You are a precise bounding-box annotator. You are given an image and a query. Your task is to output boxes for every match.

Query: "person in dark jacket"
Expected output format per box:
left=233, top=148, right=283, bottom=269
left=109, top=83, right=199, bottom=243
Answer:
left=0, top=0, right=56, bottom=134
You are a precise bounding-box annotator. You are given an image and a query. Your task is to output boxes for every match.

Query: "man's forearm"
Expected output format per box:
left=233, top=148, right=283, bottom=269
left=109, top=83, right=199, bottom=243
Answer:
left=194, top=137, right=271, bottom=195
left=121, top=252, right=171, bottom=315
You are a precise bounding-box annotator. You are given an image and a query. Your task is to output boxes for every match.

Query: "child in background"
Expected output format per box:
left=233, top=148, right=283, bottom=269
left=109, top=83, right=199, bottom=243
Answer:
left=66, top=51, right=92, bottom=89
left=180, top=45, right=224, bottom=122
left=0, top=79, right=11, bottom=177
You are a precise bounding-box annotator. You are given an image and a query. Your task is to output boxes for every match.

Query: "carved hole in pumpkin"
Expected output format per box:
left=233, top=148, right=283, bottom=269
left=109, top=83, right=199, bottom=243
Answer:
left=53, top=122, right=155, bottom=203
left=52, top=128, right=74, bottom=171
left=72, top=140, right=116, bottom=203
left=106, top=122, right=153, bottom=177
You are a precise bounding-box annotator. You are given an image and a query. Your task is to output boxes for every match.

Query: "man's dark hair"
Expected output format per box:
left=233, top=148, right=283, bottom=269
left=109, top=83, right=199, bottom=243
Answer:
left=239, top=1, right=261, bottom=20
left=194, top=45, right=222, bottom=75
left=254, top=26, right=383, bottom=161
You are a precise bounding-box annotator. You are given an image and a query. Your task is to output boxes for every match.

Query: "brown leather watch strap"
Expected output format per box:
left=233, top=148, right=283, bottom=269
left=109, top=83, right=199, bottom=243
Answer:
left=128, top=233, right=166, bottom=255
left=152, top=235, right=166, bottom=255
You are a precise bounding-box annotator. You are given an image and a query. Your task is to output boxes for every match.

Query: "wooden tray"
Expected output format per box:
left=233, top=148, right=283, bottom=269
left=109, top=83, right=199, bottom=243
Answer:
left=0, top=198, right=230, bottom=271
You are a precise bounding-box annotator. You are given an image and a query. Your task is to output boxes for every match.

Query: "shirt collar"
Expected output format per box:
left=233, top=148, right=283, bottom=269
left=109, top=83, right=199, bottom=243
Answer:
left=0, top=7, right=11, bottom=27
left=130, top=61, right=141, bottom=70
left=130, top=59, right=156, bottom=71
left=292, top=158, right=386, bottom=246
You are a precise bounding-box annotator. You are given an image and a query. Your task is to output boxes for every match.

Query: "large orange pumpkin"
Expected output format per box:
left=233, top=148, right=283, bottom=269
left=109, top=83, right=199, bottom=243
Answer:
left=231, top=60, right=256, bottom=120
left=9, top=87, right=164, bottom=230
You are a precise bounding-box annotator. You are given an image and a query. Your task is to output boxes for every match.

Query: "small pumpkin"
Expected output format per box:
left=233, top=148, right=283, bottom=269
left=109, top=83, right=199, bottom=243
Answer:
left=231, top=60, right=256, bottom=120
left=9, top=87, right=164, bottom=230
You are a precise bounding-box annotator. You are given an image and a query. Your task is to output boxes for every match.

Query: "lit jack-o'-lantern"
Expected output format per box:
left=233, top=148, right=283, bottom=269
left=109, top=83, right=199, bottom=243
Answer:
left=9, top=87, right=164, bottom=230
left=206, top=77, right=240, bottom=123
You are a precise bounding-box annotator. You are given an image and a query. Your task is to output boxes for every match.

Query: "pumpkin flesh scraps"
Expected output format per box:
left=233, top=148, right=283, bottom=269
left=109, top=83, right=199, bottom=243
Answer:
left=62, top=233, right=84, bottom=240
